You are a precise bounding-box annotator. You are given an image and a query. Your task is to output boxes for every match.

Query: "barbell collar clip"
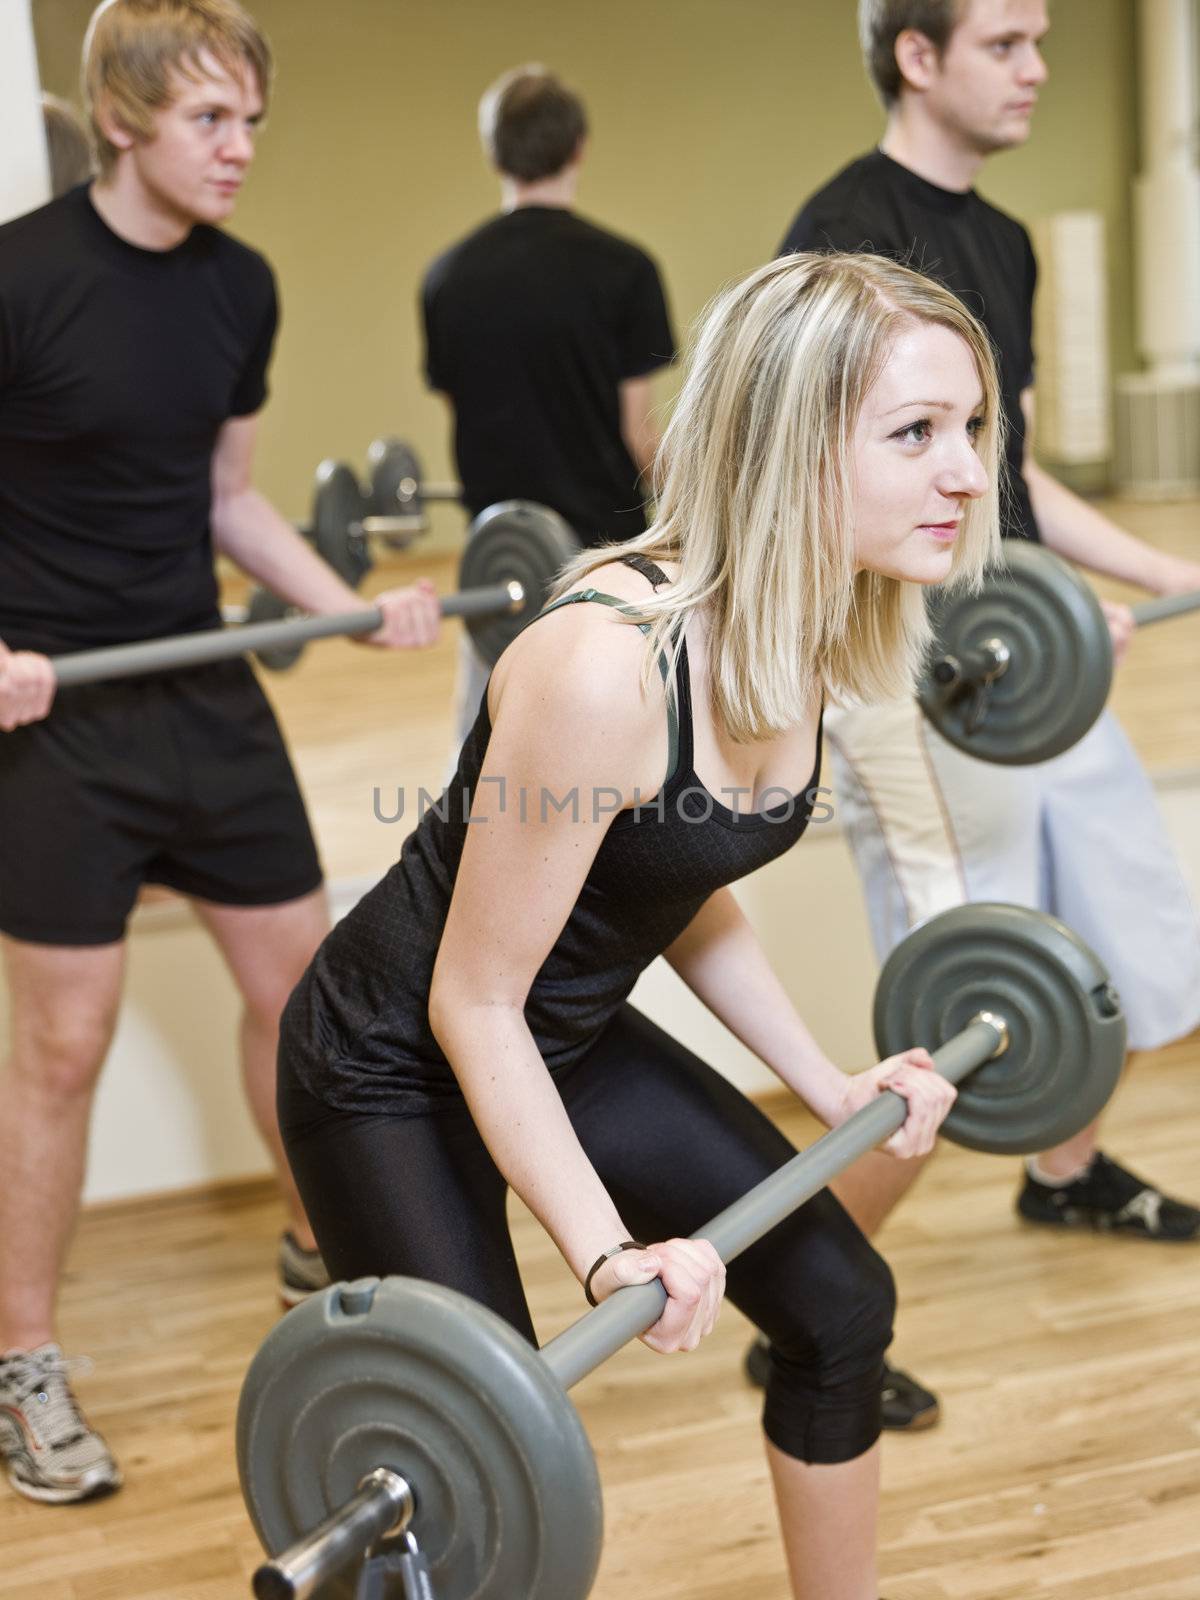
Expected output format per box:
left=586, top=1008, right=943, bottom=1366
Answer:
left=251, top=1467, right=413, bottom=1600
left=966, top=1010, right=1010, bottom=1059
left=931, top=637, right=1011, bottom=692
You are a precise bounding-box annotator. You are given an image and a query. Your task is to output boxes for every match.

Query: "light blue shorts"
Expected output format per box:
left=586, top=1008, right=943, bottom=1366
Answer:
left=826, top=700, right=1200, bottom=1052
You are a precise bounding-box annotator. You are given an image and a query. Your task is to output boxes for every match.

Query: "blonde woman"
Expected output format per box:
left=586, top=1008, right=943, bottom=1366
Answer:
left=278, top=251, right=1001, bottom=1600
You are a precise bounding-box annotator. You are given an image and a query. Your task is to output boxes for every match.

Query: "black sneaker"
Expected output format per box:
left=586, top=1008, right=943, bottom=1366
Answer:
left=743, top=1333, right=771, bottom=1389
left=879, top=1361, right=939, bottom=1430
left=743, top=1337, right=941, bottom=1430
left=277, top=1231, right=332, bottom=1308
left=1017, top=1152, right=1200, bottom=1241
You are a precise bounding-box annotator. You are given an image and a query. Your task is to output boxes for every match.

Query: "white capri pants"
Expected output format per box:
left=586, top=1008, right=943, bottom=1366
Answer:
left=826, top=700, right=1200, bottom=1052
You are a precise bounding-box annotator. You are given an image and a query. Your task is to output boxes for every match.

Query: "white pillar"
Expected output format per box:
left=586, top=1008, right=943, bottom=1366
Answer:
left=1133, top=0, right=1200, bottom=380
left=0, top=0, right=51, bottom=222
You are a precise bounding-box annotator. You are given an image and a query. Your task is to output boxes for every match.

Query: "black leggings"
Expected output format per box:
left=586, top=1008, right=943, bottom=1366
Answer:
left=278, top=1004, right=895, bottom=1465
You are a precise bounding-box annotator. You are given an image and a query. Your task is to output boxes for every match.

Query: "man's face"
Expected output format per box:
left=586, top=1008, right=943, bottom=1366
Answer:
left=120, top=51, right=263, bottom=226
left=924, top=0, right=1050, bottom=154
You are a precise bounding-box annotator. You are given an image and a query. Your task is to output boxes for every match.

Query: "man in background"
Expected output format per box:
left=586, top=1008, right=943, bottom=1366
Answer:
left=749, top=0, right=1200, bottom=1431
left=421, top=65, right=676, bottom=749
left=0, top=0, right=439, bottom=1505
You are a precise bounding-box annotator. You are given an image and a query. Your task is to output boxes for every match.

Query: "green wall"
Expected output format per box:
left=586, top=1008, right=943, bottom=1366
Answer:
left=33, top=0, right=1137, bottom=534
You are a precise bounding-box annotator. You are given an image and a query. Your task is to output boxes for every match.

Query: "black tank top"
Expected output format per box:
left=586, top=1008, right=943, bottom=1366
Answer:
left=284, top=557, right=824, bottom=1114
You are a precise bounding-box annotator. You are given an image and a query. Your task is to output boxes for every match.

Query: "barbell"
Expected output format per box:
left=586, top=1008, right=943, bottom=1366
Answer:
left=238, top=901, right=1126, bottom=1600
left=45, top=498, right=581, bottom=692
left=920, top=541, right=1200, bottom=765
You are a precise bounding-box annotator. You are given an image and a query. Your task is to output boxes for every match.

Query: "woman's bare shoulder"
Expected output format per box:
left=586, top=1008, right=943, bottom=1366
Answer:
left=486, top=562, right=670, bottom=744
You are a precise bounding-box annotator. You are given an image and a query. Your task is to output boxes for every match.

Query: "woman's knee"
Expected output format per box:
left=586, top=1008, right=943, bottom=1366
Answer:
left=760, top=1241, right=896, bottom=1465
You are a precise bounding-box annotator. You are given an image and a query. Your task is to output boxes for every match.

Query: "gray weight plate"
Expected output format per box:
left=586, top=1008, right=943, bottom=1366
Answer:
left=312, top=460, right=373, bottom=588
left=919, top=543, right=1114, bottom=766
left=246, top=585, right=304, bottom=672
left=238, top=1276, right=603, bottom=1600
left=457, top=500, right=581, bottom=666
left=367, top=436, right=425, bottom=521
left=872, top=903, right=1126, bottom=1155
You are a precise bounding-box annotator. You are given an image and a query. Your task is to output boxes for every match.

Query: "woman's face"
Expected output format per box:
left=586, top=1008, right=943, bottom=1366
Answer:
left=851, top=321, right=989, bottom=583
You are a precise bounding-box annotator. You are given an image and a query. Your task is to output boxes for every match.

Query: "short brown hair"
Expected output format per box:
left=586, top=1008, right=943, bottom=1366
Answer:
left=83, top=0, right=273, bottom=177
left=478, top=66, right=587, bottom=183
left=858, top=0, right=965, bottom=107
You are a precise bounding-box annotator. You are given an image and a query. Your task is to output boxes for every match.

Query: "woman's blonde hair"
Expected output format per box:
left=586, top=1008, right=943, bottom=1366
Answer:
left=554, top=251, right=1003, bottom=743
left=83, top=0, right=272, bottom=178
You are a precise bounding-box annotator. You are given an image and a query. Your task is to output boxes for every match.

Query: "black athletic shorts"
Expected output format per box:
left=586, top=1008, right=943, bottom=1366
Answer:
left=0, top=658, right=324, bottom=946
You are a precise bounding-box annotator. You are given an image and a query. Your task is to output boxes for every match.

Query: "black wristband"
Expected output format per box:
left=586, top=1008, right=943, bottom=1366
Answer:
left=583, top=1240, right=645, bottom=1307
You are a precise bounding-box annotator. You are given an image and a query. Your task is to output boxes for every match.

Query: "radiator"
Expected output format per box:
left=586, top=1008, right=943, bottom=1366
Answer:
left=1114, top=374, right=1200, bottom=498
left=1031, top=211, right=1111, bottom=466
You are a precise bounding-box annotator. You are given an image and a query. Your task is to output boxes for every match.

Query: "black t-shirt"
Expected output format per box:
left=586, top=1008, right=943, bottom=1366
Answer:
left=779, top=149, right=1039, bottom=541
left=421, top=206, right=676, bottom=545
left=0, top=184, right=278, bottom=654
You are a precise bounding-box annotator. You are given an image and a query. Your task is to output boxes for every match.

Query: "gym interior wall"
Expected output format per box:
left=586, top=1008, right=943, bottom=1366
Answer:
left=31, top=0, right=1137, bottom=550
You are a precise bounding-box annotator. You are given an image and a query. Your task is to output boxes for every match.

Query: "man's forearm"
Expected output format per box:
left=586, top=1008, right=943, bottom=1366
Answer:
left=663, top=888, right=847, bottom=1124
left=618, top=375, right=662, bottom=488
left=1025, top=462, right=1186, bottom=591
left=211, top=486, right=364, bottom=614
left=628, top=426, right=660, bottom=486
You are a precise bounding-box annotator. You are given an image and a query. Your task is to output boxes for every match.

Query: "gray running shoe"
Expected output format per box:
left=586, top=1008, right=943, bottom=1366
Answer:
left=0, top=1344, right=121, bottom=1504
left=277, top=1231, right=332, bottom=1308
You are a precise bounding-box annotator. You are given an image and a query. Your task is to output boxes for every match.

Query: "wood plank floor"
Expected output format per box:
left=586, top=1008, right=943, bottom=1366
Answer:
left=1, top=1036, right=1197, bottom=1599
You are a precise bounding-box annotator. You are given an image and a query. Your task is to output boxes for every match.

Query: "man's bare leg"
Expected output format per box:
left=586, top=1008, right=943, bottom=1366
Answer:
left=0, top=937, right=125, bottom=1350
left=191, top=889, right=329, bottom=1249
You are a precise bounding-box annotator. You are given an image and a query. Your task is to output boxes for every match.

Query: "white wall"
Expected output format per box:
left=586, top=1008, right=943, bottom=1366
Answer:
left=1, top=0, right=50, bottom=222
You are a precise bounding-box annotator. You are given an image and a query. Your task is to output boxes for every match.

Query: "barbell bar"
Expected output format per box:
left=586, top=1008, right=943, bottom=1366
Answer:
left=246, top=492, right=582, bottom=675
left=47, top=583, right=524, bottom=691
left=35, top=490, right=583, bottom=693
left=239, top=901, right=1127, bottom=1600
left=920, top=541, right=1200, bottom=765
left=1131, top=587, right=1200, bottom=626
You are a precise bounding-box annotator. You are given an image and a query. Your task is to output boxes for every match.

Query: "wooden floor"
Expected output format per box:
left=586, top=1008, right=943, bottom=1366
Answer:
left=2, top=496, right=1197, bottom=1596
left=1, top=1037, right=1197, bottom=1599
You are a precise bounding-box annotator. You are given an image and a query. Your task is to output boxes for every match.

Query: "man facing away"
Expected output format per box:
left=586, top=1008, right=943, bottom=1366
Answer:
left=0, top=0, right=440, bottom=1504
left=749, top=0, right=1200, bottom=1430
left=421, top=65, right=677, bottom=750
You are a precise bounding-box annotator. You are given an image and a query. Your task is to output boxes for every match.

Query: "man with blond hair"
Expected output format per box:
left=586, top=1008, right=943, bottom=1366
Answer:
left=746, top=0, right=1200, bottom=1429
left=0, top=0, right=440, bottom=1503
left=422, top=65, right=676, bottom=751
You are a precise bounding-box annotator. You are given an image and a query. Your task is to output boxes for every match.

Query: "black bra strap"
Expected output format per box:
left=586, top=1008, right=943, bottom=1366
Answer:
left=620, top=552, right=671, bottom=588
